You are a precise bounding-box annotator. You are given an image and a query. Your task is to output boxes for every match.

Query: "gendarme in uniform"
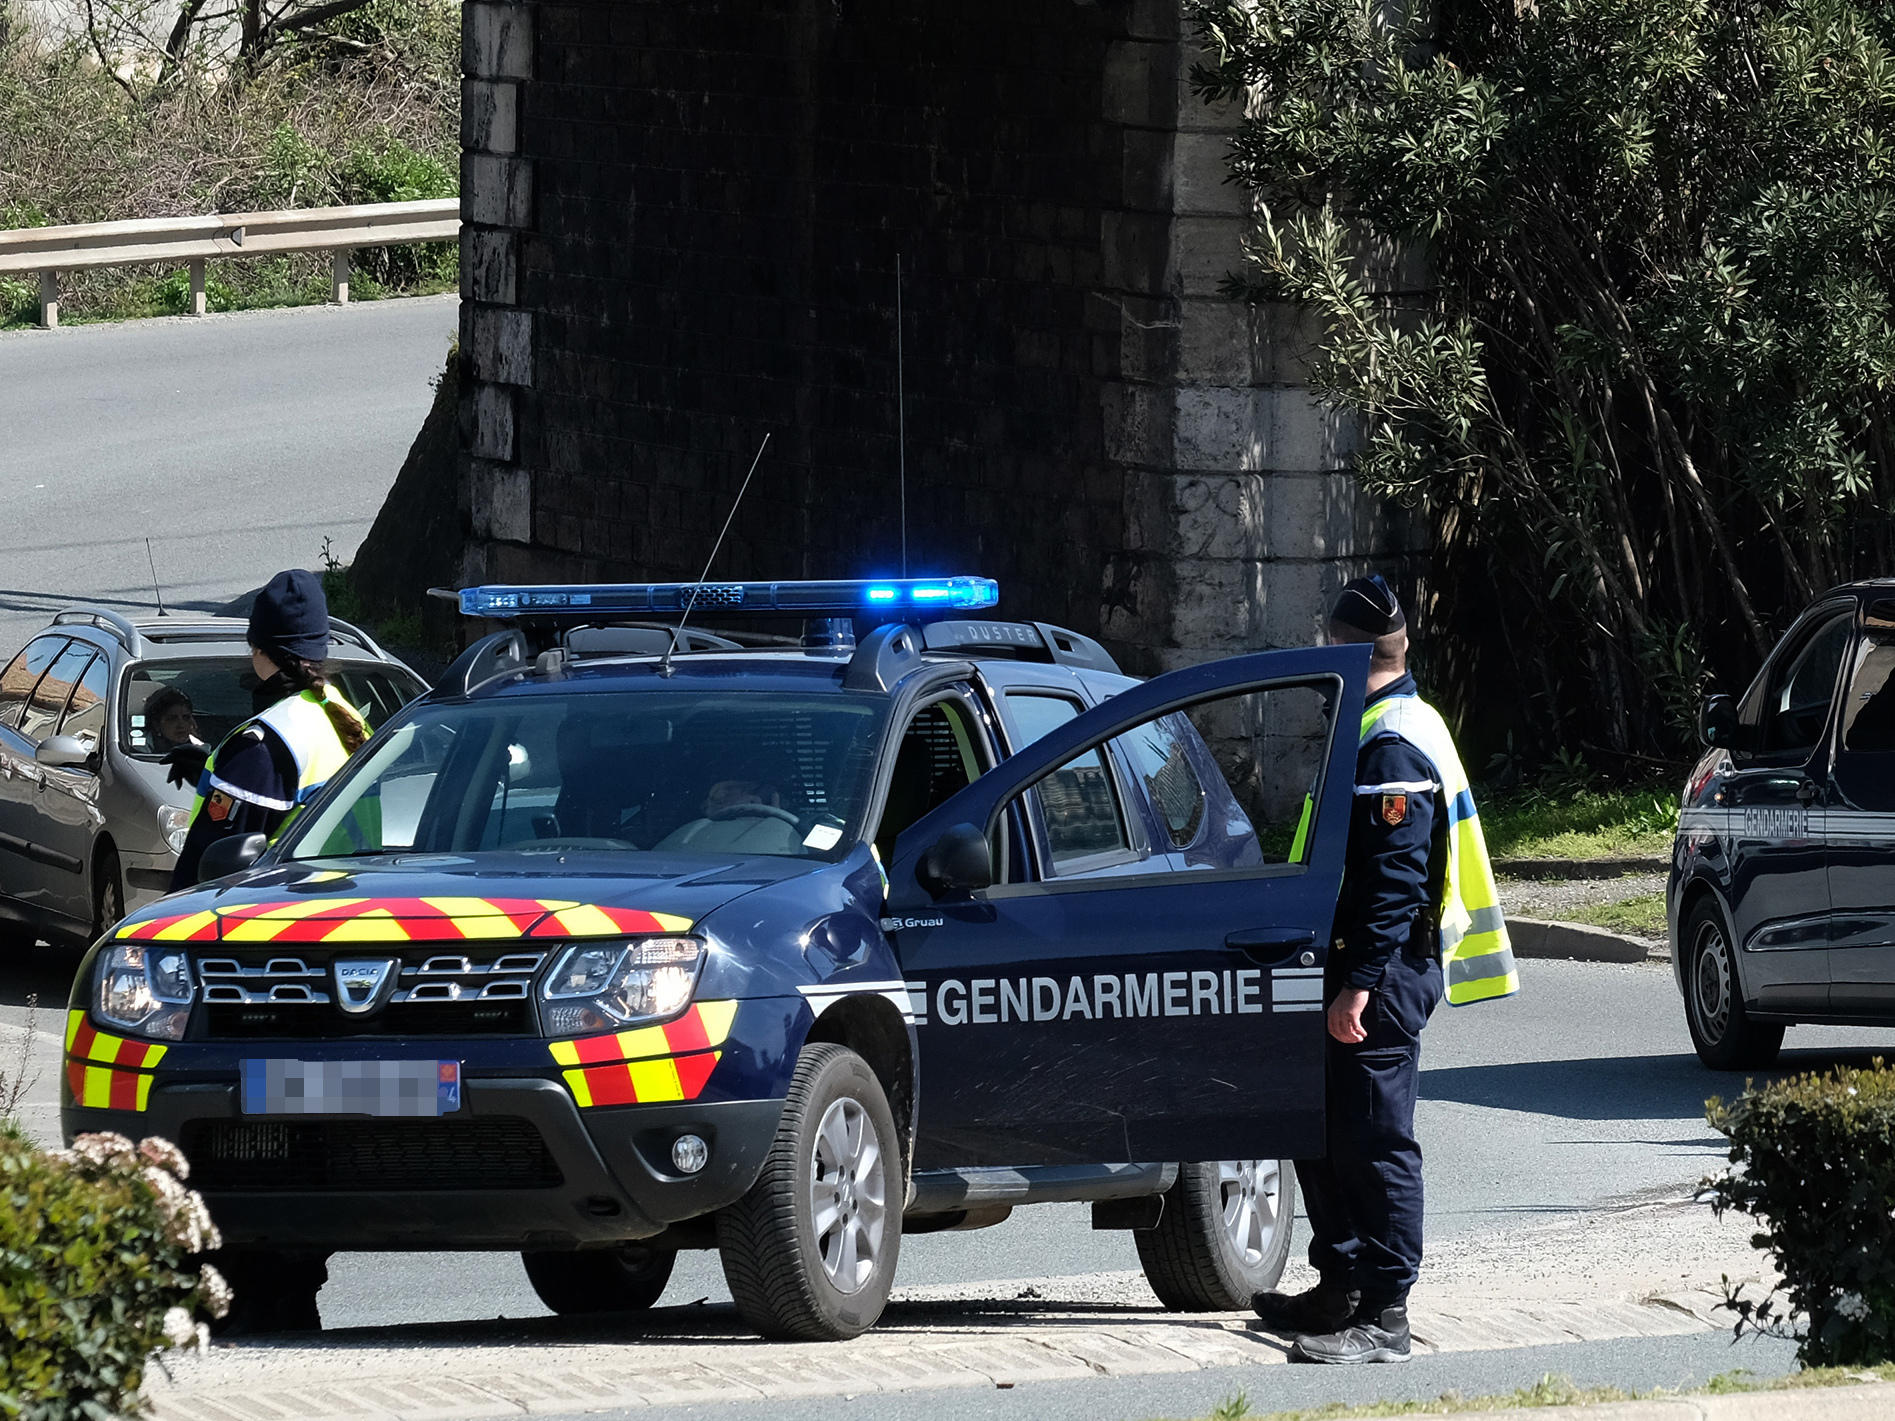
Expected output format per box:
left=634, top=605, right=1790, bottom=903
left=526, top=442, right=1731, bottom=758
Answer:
left=1257, top=574, right=1517, bottom=1364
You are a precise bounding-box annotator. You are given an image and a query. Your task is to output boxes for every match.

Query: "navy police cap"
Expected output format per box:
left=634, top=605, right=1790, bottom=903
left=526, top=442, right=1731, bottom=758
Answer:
left=1330, top=574, right=1405, bottom=637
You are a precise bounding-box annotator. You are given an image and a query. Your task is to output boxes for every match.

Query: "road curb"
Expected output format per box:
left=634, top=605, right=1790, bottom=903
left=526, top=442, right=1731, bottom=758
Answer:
left=1495, top=856, right=1670, bottom=880
left=1508, top=916, right=1659, bottom=965
left=1426, top=1379, right=1895, bottom=1420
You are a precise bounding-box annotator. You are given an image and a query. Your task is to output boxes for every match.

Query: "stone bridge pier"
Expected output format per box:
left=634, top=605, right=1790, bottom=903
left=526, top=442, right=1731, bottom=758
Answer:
left=456, top=0, right=1422, bottom=688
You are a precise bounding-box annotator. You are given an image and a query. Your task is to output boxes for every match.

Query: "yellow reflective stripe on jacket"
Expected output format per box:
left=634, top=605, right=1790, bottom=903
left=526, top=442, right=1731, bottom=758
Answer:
left=1289, top=794, right=1314, bottom=863
left=1359, top=695, right=1517, bottom=1007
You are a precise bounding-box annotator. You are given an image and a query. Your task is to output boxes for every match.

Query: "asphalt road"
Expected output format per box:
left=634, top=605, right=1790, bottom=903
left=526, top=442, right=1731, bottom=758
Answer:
left=0, top=296, right=456, bottom=654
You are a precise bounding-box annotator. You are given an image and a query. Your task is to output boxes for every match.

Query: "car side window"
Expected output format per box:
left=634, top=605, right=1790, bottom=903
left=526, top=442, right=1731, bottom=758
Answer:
left=1005, top=692, right=1130, bottom=869
left=874, top=697, right=992, bottom=866
left=1842, top=601, right=1895, bottom=754
left=57, top=652, right=111, bottom=746
left=0, top=636, right=69, bottom=733
left=1760, top=613, right=1852, bottom=756
left=1114, top=713, right=1207, bottom=850
left=19, top=644, right=95, bottom=744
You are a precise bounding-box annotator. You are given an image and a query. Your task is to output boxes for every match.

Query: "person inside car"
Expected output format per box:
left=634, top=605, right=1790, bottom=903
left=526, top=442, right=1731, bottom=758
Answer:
left=144, top=687, right=202, bottom=756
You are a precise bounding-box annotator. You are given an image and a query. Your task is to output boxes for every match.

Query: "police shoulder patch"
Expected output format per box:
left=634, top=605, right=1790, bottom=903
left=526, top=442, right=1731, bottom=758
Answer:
left=206, top=790, right=234, bottom=823
left=1380, top=792, right=1408, bottom=827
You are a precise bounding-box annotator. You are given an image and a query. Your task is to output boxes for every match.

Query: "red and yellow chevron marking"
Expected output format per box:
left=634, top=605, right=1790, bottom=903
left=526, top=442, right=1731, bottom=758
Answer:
left=116, top=897, right=694, bottom=944
left=64, top=1010, right=165, bottom=1112
left=551, top=1000, right=736, bottom=1108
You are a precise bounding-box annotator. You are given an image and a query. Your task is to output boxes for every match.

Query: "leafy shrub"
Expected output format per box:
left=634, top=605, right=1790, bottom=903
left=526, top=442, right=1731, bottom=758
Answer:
left=1706, top=1063, right=1895, bottom=1365
left=0, top=1130, right=231, bottom=1419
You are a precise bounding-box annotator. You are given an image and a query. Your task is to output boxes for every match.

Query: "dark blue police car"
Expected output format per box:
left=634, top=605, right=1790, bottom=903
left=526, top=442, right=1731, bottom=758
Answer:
left=1676, top=582, right=1895, bottom=1068
left=63, top=578, right=1369, bottom=1339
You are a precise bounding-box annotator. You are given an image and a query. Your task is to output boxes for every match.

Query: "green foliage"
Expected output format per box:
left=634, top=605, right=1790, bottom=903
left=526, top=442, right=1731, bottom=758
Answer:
left=1190, top=0, right=1895, bottom=760
left=1707, top=1063, right=1895, bottom=1365
left=1480, top=777, right=1677, bottom=861
left=1560, top=890, right=1668, bottom=939
left=0, top=1130, right=230, bottom=1419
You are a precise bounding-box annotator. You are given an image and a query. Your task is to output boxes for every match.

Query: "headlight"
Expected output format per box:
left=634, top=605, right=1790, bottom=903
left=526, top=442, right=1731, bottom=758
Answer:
left=157, top=804, right=191, bottom=855
left=94, top=942, right=193, bottom=1040
left=542, top=937, right=704, bottom=1035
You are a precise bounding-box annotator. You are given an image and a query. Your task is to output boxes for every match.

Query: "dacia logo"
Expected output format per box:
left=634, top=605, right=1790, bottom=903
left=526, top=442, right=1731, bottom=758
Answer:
left=333, top=958, right=400, bottom=1015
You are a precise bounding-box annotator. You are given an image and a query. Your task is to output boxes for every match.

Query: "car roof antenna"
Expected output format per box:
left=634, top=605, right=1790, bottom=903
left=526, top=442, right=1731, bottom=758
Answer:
left=896, top=251, right=908, bottom=578
left=658, top=431, right=771, bottom=679
left=145, top=538, right=168, bottom=617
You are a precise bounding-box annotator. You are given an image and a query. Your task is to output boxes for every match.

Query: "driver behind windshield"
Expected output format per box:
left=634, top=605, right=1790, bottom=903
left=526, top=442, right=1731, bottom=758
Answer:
left=659, top=754, right=803, bottom=854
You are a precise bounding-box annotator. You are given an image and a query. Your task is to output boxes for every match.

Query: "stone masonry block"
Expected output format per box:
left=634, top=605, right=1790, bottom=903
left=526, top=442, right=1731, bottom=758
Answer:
left=1101, top=210, right=1172, bottom=293
left=1120, top=129, right=1173, bottom=214
left=463, top=228, right=516, bottom=306
left=462, top=79, right=519, bottom=155
left=1175, top=298, right=1254, bottom=386
left=1260, top=559, right=1343, bottom=649
left=1102, top=382, right=1173, bottom=468
left=1257, top=388, right=1360, bottom=471
left=1168, top=557, right=1264, bottom=651
left=1176, top=42, right=1245, bottom=135
left=1173, top=131, right=1245, bottom=217
left=464, top=154, right=533, bottom=229
left=466, top=381, right=516, bottom=462
left=1173, top=387, right=1360, bottom=473
left=469, top=306, right=533, bottom=386
left=1175, top=214, right=1250, bottom=298
left=1124, top=469, right=1269, bottom=561
left=1102, top=40, right=1173, bottom=128
left=1263, top=471, right=1384, bottom=561
left=464, top=0, right=532, bottom=81
left=469, top=457, right=533, bottom=543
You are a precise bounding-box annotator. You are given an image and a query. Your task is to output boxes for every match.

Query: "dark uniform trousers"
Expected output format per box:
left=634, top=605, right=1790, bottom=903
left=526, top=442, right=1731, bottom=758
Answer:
left=1294, top=947, right=1444, bottom=1307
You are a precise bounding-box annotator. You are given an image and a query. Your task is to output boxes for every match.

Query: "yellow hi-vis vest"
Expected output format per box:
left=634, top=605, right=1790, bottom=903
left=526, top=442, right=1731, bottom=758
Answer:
left=190, top=688, right=359, bottom=832
left=1360, top=694, right=1518, bottom=1006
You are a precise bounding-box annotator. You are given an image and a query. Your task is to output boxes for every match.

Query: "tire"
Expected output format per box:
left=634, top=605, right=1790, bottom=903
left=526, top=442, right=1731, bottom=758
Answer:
left=1136, top=1159, right=1296, bottom=1311
left=90, top=843, right=124, bottom=942
left=522, top=1244, right=675, bottom=1315
left=715, top=1042, right=902, bottom=1340
left=1682, top=895, right=1783, bottom=1070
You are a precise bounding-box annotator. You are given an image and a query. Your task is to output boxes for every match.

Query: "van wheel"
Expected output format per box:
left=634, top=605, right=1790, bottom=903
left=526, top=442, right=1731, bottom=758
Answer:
left=521, top=1245, right=675, bottom=1315
left=91, top=844, right=123, bottom=942
left=1136, top=1160, right=1295, bottom=1311
left=1683, top=897, right=1783, bottom=1070
left=716, top=1042, right=902, bottom=1340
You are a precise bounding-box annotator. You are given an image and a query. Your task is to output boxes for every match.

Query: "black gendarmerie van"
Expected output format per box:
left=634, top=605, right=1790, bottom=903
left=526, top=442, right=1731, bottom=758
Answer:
left=1675, top=581, right=1895, bottom=1068
left=66, top=577, right=1371, bottom=1340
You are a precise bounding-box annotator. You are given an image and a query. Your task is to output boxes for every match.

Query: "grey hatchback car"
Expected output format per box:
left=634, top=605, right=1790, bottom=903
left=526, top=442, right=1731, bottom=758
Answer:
left=0, top=607, right=426, bottom=945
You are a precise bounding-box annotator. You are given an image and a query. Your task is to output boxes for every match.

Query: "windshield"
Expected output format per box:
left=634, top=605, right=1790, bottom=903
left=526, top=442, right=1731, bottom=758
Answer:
left=281, top=688, right=886, bottom=862
left=123, top=658, right=420, bottom=759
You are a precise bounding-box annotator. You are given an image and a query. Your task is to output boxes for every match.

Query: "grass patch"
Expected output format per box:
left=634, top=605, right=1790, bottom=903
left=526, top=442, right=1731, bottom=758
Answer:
left=1189, top=1362, right=1895, bottom=1420
left=1480, top=783, right=1678, bottom=861
left=1558, top=890, right=1668, bottom=939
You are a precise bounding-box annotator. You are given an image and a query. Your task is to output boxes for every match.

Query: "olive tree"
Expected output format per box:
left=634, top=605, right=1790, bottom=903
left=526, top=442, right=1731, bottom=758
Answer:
left=1190, top=0, right=1895, bottom=758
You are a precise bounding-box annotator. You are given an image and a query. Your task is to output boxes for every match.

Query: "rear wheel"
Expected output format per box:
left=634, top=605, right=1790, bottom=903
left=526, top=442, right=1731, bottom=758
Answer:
left=521, top=1245, right=675, bottom=1315
left=1136, top=1159, right=1295, bottom=1310
left=716, top=1042, right=902, bottom=1340
left=1682, top=896, right=1783, bottom=1070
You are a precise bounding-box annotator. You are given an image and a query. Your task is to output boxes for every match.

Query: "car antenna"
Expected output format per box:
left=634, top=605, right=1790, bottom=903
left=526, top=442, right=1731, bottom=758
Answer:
left=896, top=252, right=908, bottom=578
left=658, top=431, right=771, bottom=679
left=145, top=538, right=168, bottom=617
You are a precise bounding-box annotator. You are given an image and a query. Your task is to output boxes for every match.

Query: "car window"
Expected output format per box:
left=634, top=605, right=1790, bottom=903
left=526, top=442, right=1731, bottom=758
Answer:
left=0, top=636, right=69, bottom=732
left=19, top=644, right=95, bottom=743
left=1005, top=692, right=1130, bottom=868
left=283, top=689, right=886, bottom=862
left=1114, top=713, right=1207, bottom=850
left=1842, top=601, right=1895, bottom=754
left=1760, top=613, right=1852, bottom=756
left=874, top=698, right=990, bottom=865
left=122, top=658, right=420, bottom=758
left=57, top=651, right=111, bottom=745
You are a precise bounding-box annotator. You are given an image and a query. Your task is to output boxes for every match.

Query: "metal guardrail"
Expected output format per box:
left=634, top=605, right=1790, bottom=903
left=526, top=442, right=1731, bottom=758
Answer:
left=0, top=198, right=460, bottom=328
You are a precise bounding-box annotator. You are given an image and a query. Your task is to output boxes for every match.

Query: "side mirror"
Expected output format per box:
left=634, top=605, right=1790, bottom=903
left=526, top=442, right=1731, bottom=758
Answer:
left=35, top=735, right=96, bottom=770
left=918, top=822, right=994, bottom=899
left=196, top=832, right=267, bottom=884
left=1699, top=694, right=1742, bottom=750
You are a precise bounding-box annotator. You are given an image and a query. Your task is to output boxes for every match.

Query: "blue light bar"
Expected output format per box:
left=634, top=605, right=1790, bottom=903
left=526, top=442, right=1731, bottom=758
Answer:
left=458, top=577, right=1000, bottom=620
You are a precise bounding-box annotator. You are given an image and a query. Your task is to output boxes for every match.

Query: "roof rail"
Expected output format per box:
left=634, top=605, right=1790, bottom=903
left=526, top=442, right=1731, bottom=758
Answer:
left=53, top=607, right=147, bottom=656
left=435, top=629, right=532, bottom=698
left=918, top=619, right=1120, bottom=674
left=844, top=624, right=931, bottom=692
left=329, top=616, right=393, bottom=662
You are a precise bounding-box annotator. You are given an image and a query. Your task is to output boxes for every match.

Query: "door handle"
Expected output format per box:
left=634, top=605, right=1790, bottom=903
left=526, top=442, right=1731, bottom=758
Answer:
left=1796, top=781, right=1820, bottom=805
left=1225, top=928, right=1318, bottom=967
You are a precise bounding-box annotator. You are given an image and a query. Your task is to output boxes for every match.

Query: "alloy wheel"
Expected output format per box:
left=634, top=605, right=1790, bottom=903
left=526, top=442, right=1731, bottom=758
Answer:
left=1217, top=1159, right=1282, bottom=1269
left=808, top=1096, right=886, bottom=1295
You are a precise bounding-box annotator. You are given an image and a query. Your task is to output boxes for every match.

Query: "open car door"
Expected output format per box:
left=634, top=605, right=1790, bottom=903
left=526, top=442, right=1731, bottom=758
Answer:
left=885, top=645, right=1368, bottom=1170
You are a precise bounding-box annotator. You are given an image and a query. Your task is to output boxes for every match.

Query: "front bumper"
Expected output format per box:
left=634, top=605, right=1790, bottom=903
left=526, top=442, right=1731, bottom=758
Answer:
left=65, top=1078, right=783, bottom=1251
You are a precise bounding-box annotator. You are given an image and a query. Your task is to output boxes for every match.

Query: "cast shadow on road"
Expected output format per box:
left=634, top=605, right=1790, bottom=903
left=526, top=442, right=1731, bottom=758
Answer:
left=1424, top=1048, right=1895, bottom=1125
left=0, top=941, right=86, bottom=1013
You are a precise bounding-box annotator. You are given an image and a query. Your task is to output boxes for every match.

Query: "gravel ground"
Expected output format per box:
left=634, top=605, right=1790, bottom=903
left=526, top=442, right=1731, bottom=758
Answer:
left=1498, top=871, right=1667, bottom=928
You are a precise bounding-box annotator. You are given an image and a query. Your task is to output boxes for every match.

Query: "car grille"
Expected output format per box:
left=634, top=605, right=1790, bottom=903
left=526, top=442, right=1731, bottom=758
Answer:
left=182, top=1117, right=563, bottom=1192
left=194, top=950, right=546, bottom=1038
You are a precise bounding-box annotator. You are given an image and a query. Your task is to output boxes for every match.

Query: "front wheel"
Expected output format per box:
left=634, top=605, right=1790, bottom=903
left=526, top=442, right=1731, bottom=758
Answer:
left=91, top=843, right=124, bottom=941
left=716, top=1042, right=902, bottom=1340
left=1136, top=1159, right=1295, bottom=1310
left=1682, top=896, right=1783, bottom=1070
left=522, top=1244, right=675, bottom=1315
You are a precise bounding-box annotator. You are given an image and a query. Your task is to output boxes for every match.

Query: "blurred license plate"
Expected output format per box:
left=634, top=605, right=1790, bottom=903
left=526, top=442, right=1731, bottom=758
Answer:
left=240, top=1059, right=461, bottom=1117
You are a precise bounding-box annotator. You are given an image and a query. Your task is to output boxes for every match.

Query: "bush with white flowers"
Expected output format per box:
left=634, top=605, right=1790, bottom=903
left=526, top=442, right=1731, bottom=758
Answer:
left=0, top=1127, right=230, bottom=1419
left=1707, top=1062, right=1895, bottom=1366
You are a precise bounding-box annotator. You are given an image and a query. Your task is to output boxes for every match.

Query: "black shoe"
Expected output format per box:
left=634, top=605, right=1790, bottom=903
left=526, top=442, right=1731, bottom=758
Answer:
left=1289, top=1302, right=1411, bottom=1364
left=1251, top=1281, right=1360, bottom=1335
